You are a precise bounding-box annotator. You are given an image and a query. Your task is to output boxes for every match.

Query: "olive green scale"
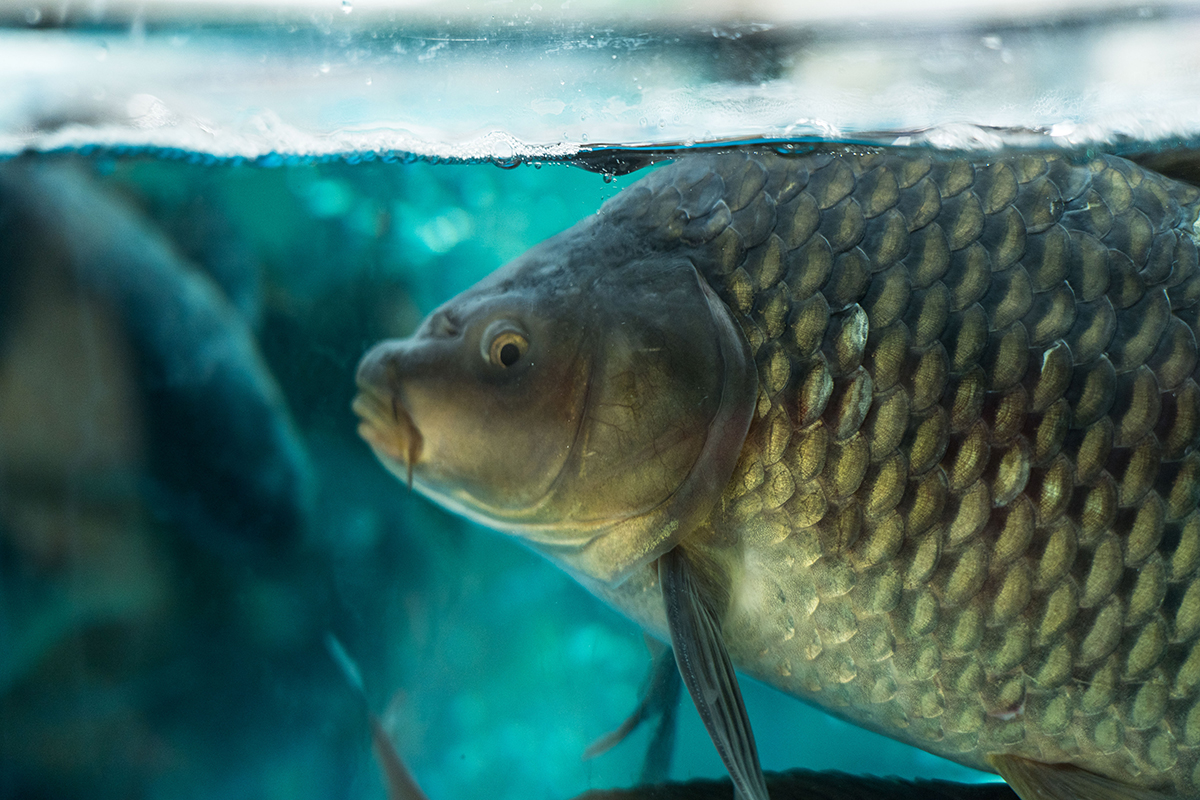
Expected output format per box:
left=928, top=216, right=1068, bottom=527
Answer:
left=609, top=149, right=1200, bottom=795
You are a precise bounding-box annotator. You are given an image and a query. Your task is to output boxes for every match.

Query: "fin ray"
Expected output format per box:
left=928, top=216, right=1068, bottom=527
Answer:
left=660, top=547, right=769, bottom=800
left=584, top=641, right=681, bottom=784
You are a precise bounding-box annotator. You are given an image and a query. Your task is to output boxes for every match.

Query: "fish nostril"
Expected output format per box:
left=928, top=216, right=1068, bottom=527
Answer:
left=429, top=310, right=459, bottom=338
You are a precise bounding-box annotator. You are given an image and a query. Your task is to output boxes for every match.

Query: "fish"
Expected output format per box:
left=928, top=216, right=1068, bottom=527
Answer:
left=354, top=147, right=1200, bottom=800
left=0, top=160, right=313, bottom=554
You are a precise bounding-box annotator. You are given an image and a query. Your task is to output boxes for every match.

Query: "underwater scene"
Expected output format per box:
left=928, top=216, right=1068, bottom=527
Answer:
left=0, top=151, right=1012, bottom=800
left=5, top=3, right=1200, bottom=800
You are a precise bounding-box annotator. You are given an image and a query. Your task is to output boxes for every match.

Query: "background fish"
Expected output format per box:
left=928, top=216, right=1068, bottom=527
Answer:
left=0, top=161, right=313, bottom=554
left=0, top=160, right=327, bottom=798
left=355, top=148, right=1200, bottom=799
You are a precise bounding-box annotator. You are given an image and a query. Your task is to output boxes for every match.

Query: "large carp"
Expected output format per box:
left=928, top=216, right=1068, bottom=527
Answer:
left=354, top=148, right=1200, bottom=800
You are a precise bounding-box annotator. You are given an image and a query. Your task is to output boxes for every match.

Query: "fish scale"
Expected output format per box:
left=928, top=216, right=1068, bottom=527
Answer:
left=610, top=149, right=1200, bottom=795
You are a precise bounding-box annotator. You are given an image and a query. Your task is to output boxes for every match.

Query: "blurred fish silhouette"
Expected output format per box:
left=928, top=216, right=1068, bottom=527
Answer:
left=0, top=160, right=317, bottom=797
left=0, top=159, right=312, bottom=554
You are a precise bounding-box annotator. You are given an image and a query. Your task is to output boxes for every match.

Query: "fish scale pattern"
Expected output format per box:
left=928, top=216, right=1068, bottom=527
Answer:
left=613, top=149, right=1200, bottom=794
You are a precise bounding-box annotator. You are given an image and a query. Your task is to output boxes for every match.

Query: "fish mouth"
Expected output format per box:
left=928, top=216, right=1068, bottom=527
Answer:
left=352, top=382, right=423, bottom=488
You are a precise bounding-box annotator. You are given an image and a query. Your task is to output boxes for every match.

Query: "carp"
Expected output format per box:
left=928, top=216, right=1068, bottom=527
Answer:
left=355, top=148, right=1200, bottom=800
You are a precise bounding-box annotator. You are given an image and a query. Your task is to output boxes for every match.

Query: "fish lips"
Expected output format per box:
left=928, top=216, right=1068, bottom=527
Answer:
left=353, top=342, right=423, bottom=487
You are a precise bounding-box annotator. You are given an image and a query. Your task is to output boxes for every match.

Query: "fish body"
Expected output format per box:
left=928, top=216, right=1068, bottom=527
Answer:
left=356, top=148, right=1200, bottom=798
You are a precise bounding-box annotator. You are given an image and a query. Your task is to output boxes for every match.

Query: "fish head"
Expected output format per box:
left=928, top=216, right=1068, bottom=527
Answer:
left=355, top=248, right=591, bottom=520
left=355, top=223, right=757, bottom=584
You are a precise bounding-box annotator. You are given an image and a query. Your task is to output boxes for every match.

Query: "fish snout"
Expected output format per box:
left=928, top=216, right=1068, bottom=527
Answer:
left=353, top=340, right=423, bottom=486
left=355, top=339, right=404, bottom=392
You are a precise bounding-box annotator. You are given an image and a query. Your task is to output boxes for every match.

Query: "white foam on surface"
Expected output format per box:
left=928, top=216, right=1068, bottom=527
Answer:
left=3, top=8, right=1200, bottom=161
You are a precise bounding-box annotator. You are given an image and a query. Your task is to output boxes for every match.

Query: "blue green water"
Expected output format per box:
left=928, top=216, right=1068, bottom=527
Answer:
left=0, top=153, right=999, bottom=799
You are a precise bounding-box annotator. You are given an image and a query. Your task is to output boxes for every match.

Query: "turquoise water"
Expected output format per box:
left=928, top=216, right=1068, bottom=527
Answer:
left=0, top=153, right=996, bottom=799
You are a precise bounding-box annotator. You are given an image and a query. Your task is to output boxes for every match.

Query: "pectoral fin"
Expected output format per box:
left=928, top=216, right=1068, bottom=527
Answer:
left=660, top=547, right=768, bottom=800
left=989, top=754, right=1170, bottom=800
left=584, top=638, right=682, bottom=784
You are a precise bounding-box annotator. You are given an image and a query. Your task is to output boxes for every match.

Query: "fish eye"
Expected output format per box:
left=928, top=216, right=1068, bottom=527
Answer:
left=485, top=327, right=529, bottom=368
